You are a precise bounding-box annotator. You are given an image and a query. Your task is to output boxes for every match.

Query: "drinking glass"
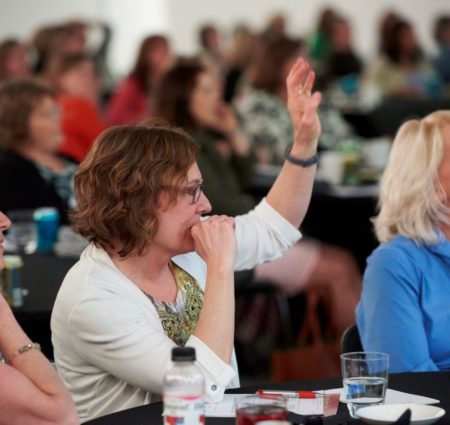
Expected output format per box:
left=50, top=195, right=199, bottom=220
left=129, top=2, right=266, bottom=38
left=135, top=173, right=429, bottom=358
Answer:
left=5, top=209, right=36, bottom=253
left=235, top=395, right=288, bottom=425
left=341, top=352, right=389, bottom=418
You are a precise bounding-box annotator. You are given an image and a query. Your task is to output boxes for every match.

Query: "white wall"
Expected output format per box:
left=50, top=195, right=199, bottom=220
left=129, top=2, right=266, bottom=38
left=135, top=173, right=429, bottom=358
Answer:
left=167, top=0, right=450, bottom=59
left=0, top=0, right=449, bottom=76
left=0, top=0, right=169, bottom=76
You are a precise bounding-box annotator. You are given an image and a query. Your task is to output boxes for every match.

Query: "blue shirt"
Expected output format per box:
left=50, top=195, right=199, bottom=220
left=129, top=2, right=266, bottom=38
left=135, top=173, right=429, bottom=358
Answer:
left=356, top=234, right=450, bottom=373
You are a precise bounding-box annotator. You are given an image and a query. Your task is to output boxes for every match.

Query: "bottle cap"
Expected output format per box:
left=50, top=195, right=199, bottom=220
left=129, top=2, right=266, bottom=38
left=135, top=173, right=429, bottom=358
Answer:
left=171, top=346, right=196, bottom=361
left=33, top=207, right=60, bottom=221
left=3, top=255, right=23, bottom=268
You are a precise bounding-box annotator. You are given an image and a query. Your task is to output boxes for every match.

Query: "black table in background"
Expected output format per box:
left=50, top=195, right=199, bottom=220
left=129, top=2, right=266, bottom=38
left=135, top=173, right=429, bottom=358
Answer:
left=342, top=97, right=450, bottom=139
left=301, top=184, right=379, bottom=273
left=248, top=178, right=379, bottom=273
left=84, top=371, right=450, bottom=425
left=12, top=253, right=77, bottom=359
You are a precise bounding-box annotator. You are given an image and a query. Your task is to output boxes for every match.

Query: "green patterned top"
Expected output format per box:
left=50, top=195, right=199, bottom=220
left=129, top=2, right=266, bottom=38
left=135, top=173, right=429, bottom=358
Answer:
left=145, top=261, right=204, bottom=346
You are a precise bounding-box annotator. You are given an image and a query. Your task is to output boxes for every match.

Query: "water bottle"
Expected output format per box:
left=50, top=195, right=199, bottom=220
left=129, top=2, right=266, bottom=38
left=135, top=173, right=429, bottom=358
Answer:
left=163, top=346, right=205, bottom=425
left=2, top=255, right=24, bottom=307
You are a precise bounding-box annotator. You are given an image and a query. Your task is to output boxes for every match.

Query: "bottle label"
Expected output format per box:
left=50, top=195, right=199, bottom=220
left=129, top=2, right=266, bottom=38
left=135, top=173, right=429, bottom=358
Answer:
left=163, top=394, right=205, bottom=425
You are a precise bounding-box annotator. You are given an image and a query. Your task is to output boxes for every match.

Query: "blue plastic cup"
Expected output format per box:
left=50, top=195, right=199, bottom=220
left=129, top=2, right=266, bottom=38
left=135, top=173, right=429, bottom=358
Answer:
left=33, top=207, right=60, bottom=253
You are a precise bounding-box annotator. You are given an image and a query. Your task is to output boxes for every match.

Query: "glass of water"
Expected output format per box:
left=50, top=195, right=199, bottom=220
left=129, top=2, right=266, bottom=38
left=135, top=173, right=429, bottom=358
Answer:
left=341, top=351, right=389, bottom=418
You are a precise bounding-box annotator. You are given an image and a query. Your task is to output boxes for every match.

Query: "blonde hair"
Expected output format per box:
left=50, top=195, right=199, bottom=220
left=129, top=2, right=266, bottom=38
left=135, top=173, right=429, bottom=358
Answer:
left=374, top=110, right=450, bottom=244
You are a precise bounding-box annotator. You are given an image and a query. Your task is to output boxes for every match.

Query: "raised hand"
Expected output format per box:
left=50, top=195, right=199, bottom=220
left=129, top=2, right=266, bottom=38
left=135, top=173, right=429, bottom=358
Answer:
left=286, top=58, right=322, bottom=155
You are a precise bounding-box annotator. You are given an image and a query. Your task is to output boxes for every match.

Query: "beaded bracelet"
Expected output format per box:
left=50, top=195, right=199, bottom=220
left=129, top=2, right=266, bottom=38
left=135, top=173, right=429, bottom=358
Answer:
left=284, top=143, right=318, bottom=167
left=5, top=342, right=41, bottom=364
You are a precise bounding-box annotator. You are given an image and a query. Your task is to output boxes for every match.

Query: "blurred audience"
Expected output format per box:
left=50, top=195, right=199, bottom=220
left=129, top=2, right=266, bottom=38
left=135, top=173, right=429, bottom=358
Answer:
left=357, top=111, right=450, bottom=372
left=31, top=24, right=68, bottom=84
left=369, top=19, right=439, bottom=98
left=0, top=213, right=78, bottom=425
left=0, top=39, right=31, bottom=83
left=261, top=13, right=288, bottom=41
left=63, top=20, right=113, bottom=95
left=0, top=80, right=76, bottom=224
left=235, top=36, right=358, bottom=162
left=307, top=7, right=338, bottom=75
left=377, top=10, right=403, bottom=54
left=433, top=15, right=450, bottom=87
left=223, top=24, right=256, bottom=103
left=106, top=34, right=172, bottom=126
left=52, top=53, right=105, bottom=163
left=156, top=60, right=361, bottom=332
left=198, top=23, right=225, bottom=72
left=323, top=15, right=363, bottom=87
left=30, top=20, right=112, bottom=96
left=235, top=36, right=302, bottom=164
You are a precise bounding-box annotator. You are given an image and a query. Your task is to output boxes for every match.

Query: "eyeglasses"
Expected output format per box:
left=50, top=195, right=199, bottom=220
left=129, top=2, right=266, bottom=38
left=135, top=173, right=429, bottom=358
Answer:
left=180, top=182, right=203, bottom=204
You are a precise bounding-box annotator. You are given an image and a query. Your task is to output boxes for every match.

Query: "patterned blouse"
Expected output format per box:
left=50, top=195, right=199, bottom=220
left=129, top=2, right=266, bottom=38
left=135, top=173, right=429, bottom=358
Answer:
left=235, top=89, right=292, bottom=165
left=145, top=262, right=204, bottom=346
left=235, top=88, right=359, bottom=160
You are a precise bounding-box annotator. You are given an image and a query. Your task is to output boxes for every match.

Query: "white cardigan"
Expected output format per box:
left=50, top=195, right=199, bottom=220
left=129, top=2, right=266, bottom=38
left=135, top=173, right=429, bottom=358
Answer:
left=51, top=199, right=301, bottom=422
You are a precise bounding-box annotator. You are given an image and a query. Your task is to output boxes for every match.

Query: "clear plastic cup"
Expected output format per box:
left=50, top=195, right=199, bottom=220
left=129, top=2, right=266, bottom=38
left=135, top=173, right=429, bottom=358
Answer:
left=341, top=352, right=389, bottom=418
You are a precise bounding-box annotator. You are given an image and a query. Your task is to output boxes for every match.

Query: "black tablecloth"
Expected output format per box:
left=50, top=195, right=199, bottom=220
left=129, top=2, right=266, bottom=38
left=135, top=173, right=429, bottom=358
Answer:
left=248, top=179, right=379, bottom=272
left=12, top=253, right=77, bottom=359
left=84, top=371, right=450, bottom=425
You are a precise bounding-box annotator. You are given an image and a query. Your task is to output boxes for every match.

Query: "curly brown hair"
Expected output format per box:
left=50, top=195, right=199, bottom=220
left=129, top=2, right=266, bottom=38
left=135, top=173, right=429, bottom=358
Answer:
left=71, top=124, right=198, bottom=258
left=0, top=79, right=56, bottom=151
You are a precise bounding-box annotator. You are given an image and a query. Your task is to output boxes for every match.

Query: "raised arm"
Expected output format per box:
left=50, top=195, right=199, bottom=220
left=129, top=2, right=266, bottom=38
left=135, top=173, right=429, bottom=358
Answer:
left=0, top=296, right=78, bottom=425
left=266, top=58, right=322, bottom=228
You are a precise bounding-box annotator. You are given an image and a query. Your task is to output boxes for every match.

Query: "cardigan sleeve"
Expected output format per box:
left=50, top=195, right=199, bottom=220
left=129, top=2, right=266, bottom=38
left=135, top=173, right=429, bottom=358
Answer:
left=234, top=198, right=302, bottom=271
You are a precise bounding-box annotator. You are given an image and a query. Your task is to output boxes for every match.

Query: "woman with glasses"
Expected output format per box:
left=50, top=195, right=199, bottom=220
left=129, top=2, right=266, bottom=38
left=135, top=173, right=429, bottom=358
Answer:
left=0, top=211, right=78, bottom=424
left=0, top=80, right=76, bottom=224
left=51, top=58, right=321, bottom=422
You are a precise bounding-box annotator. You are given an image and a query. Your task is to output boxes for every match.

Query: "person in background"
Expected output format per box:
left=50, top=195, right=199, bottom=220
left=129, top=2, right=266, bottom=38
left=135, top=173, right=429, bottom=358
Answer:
left=156, top=60, right=361, bottom=333
left=52, top=53, right=106, bottom=163
left=323, top=15, right=364, bottom=88
left=198, top=23, right=225, bottom=72
left=433, top=15, right=450, bottom=88
left=261, top=13, right=287, bottom=41
left=222, top=24, right=256, bottom=103
left=63, top=20, right=114, bottom=97
left=377, top=10, right=403, bottom=54
left=0, top=211, right=78, bottom=425
left=0, top=80, right=76, bottom=224
left=307, top=7, right=338, bottom=77
left=31, top=20, right=112, bottom=95
left=51, top=58, right=322, bottom=422
left=0, top=39, right=30, bottom=83
left=106, top=34, right=173, bottom=126
left=357, top=110, right=450, bottom=372
left=31, top=24, right=69, bottom=84
left=236, top=36, right=357, bottom=161
left=368, top=19, right=438, bottom=98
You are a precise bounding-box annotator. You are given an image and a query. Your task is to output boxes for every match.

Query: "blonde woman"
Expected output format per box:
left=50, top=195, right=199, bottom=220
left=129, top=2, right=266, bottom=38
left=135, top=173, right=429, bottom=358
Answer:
left=356, top=111, right=450, bottom=372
